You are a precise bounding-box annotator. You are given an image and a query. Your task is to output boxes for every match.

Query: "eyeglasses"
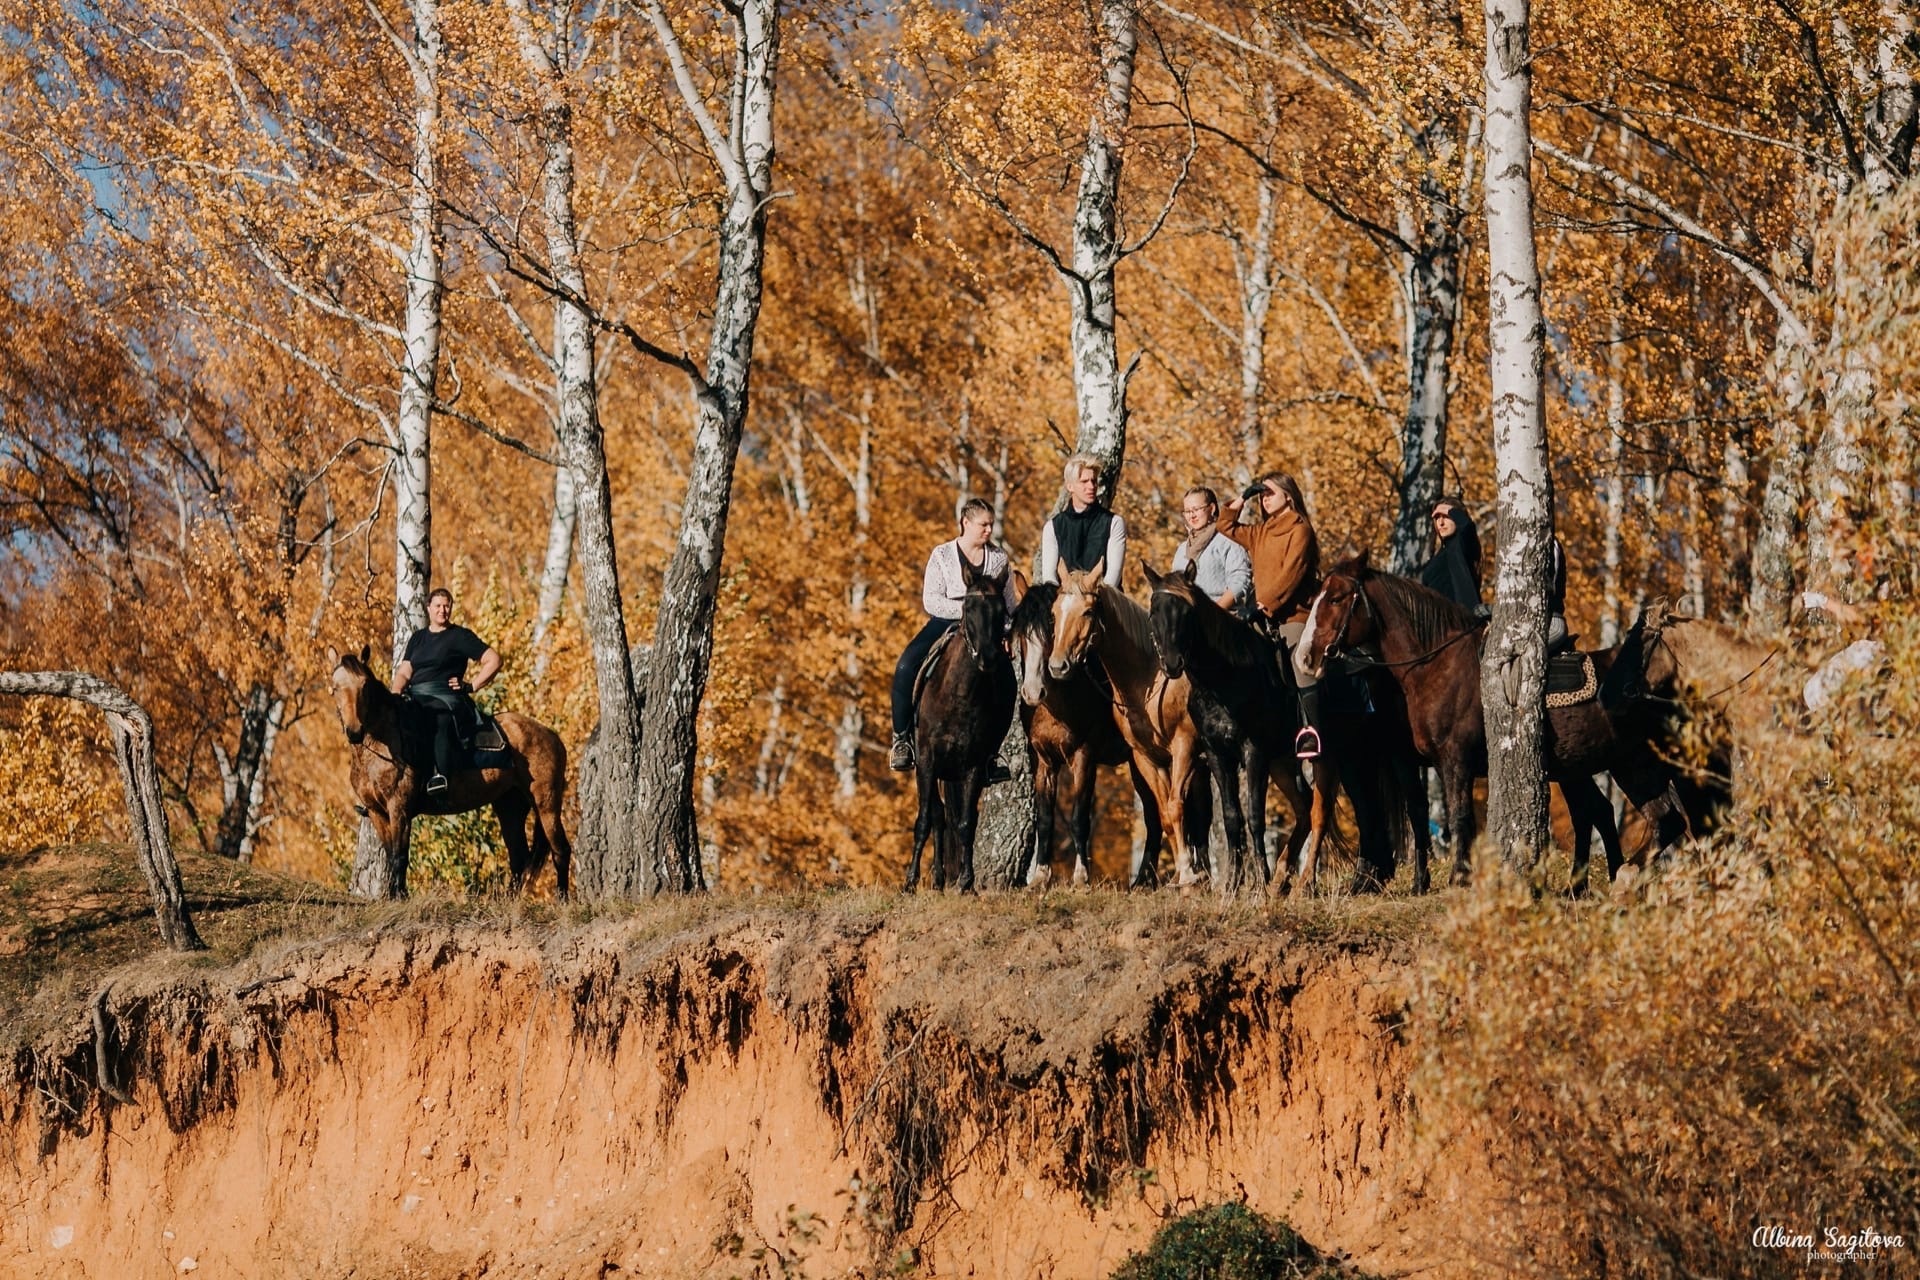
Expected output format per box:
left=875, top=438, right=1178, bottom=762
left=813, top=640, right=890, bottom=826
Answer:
left=1182, top=506, right=1212, bottom=516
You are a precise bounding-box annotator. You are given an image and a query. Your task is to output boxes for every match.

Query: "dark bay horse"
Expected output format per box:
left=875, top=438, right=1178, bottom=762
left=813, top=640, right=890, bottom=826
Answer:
left=327, top=645, right=572, bottom=896
left=1050, top=561, right=1208, bottom=888
left=1142, top=562, right=1330, bottom=896
left=907, top=554, right=1017, bottom=893
left=1298, top=557, right=1693, bottom=890
left=1010, top=578, right=1169, bottom=888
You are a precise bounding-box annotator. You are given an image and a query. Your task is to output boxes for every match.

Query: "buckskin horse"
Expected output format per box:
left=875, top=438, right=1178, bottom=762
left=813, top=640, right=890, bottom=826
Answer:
left=907, top=553, right=1017, bottom=894
left=1009, top=577, right=1204, bottom=888
left=1049, top=560, right=1209, bottom=888
left=327, top=645, right=573, bottom=897
left=1299, top=556, right=1697, bottom=891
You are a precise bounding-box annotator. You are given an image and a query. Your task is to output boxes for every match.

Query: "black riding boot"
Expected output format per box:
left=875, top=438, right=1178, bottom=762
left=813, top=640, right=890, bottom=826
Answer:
left=1295, top=683, right=1325, bottom=759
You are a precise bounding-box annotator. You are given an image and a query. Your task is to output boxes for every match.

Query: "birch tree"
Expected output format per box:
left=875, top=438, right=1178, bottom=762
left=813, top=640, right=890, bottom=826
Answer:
left=1478, top=0, right=1552, bottom=863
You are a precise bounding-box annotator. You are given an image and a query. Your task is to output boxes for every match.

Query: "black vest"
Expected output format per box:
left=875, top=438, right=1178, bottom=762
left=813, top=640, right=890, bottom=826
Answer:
left=1052, top=504, right=1114, bottom=575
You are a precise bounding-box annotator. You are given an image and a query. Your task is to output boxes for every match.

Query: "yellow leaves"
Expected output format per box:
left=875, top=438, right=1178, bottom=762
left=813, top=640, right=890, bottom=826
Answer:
left=0, top=700, right=125, bottom=852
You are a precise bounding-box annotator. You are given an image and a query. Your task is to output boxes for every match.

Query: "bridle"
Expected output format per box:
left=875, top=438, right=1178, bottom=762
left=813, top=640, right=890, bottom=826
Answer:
left=1319, top=576, right=1487, bottom=670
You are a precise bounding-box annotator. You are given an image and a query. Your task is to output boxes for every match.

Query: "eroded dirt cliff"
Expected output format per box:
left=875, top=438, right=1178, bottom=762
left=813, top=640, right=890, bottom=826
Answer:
left=2, top=895, right=1484, bottom=1278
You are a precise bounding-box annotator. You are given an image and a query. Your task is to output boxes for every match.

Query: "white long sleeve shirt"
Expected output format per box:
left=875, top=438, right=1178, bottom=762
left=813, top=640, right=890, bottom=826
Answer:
left=922, top=540, right=1017, bottom=620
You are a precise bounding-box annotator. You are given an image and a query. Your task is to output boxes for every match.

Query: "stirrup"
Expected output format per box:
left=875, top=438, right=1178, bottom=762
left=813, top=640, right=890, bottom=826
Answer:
left=426, top=773, right=450, bottom=794
left=1293, top=727, right=1323, bottom=760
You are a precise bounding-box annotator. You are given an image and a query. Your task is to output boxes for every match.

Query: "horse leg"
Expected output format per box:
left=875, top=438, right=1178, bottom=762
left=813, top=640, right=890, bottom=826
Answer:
left=1206, top=746, right=1247, bottom=896
left=384, top=802, right=414, bottom=900
left=1238, top=740, right=1274, bottom=897
left=1028, top=754, right=1058, bottom=889
left=1063, top=749, right=1095, bottom=886
left=1399, top=753, right=1432, bottom=895
left=1165, top=741, right=1202, bottom=888
left=907, top=770, right=939, bottom=894
left=531, top=760, right=573, bottom=900
left=1558, top=776, right=1597, bottom=898
left=495, top=790, right=536, bottom=895
left=1444, top=756, right=1476, bottom=887
left=1128, top=763, right=1163, bottom=890
left=1266, top=753, right=1311, bottom=897
left=951, top=769, right=986, bottom=894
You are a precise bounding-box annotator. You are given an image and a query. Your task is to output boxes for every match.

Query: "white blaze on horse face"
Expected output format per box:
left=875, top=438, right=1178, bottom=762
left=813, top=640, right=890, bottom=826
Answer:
left=1050, top=588, right=1092, bottom=680
left=1017, top=629, right=1048, bottom=705
left=1298, top=592, right=1328, bottom=678
left=331, top=663, right=364, bottom=735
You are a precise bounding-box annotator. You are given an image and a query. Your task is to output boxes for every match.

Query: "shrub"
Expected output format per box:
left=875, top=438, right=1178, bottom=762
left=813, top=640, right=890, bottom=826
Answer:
left=1110, top=1203, right=1377, bottom=1280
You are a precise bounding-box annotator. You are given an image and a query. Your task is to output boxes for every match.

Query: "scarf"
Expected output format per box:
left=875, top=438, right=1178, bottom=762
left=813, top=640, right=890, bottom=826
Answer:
left=1184, top=523, right=1218, bottom=562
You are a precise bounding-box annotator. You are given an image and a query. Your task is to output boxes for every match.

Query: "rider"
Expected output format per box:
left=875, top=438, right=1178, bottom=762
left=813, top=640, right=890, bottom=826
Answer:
left=1171, top=485, right=1253, bottom=615
left=1418, top=498, right=1484, bottom=611
left=392, top=587, right=502, bottom=795
left=1039, top=453, right=1127, bottom=587
left=889, top=498, right=1017, bottom=772
left=1219, top=472, right=1325, bottom=758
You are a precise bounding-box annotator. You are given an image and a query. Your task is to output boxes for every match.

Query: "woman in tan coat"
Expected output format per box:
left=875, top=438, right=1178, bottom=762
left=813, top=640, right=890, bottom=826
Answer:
left=1220, top=473, right=1326, bottom=758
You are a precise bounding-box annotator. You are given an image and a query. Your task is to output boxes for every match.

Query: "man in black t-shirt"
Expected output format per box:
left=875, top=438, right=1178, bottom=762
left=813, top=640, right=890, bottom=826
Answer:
left=392, top=587, right=503, bottom=794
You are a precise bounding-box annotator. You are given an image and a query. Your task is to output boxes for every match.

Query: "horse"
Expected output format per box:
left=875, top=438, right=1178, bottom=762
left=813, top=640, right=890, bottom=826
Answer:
left=907, top=552, right=1017, bottom=894
left=1009, top=578, right=1201, bottom=888
left=1142, top=562, right=1331, bottom=895
left=1298, top=556, right=1695, bottom=891
left=326, top=645, right=573, bottom=897
left=1049, top=560, right=1208, bottom=888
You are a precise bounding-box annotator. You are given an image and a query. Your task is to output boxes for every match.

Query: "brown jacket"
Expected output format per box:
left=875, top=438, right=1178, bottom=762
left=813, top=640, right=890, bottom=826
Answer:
left=1218, top=505, right=1320, bottom=623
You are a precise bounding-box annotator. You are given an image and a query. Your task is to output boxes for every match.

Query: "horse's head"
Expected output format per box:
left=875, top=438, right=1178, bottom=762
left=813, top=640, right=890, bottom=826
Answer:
left=958, top=553, right=1009, bottom=673
left=1299, top=553, right=1376, bottom=679
left=326, top=644, right=377, bottom=745
left=1603, top=596, right=1691, bottom=708
left=1048, top=558, right=1106, bottom=679
left=1009, top=580, right=1059, bottom=706
left=1144, top=561, right=1202, bottom=680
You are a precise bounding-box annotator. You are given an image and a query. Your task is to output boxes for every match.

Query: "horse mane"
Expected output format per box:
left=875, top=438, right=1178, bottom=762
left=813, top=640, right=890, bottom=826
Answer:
left=1337, top=557, right=1482, bottom=653
left=1010, top=581, right=1059, bottom=637
left=1155, top=573, right=1270, bottom=669
left=1096, top=583, right=1158, bottom=658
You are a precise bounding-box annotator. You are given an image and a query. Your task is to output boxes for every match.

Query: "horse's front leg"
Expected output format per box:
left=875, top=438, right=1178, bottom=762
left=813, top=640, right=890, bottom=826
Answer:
left=1165, top=739, right=1204, bottom=888
left=1401, top=756, right=1432, bottom=895
left=1265, top=752, right=1309, bottom=897
left=1128, top=763, right=1163, bottom=890
left=1235, top=740, right=1273, bottom=897
left=1027, top=753, right=1058, bottom=889
left=947, top=770, right=985, bottom=894
left=1062, top=749, right=1095, bottom=887
left=907, top=771, right=939, bottom=894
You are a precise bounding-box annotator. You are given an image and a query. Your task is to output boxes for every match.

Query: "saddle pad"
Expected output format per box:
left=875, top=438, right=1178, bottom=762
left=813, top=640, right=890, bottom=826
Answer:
left=1546, top=651, right=1598, bottom=708
left=473, top=712, right=507, bottom=753
left=910, top=628, right=959, bottom=713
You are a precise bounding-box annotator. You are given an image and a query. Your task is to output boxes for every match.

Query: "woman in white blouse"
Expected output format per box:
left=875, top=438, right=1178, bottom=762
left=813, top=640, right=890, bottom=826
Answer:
left=889, top=498, right=1018, bottom=771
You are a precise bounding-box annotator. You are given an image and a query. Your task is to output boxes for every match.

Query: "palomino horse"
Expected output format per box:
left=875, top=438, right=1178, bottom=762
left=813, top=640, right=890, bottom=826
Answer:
left=1010, top=577, right=1200, bottom=888
left=327, top=646, right=573, bottom=896
left=1143, top=562, right=1331, bottom=896
left=1299, top=557, right=1695, bottom=891
left=907, top=553, right=1017, bottom=894
left=1050, top=561, right=1208, bottom=888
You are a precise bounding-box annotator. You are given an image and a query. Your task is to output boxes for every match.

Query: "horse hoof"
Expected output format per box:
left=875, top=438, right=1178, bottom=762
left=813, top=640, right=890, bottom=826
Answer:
left=1449, top=867, right=1471, bottom=888
left=1071, top=865, right=1089, bottom=888
left=1028, top=864, right=1053, bottom=890
left=1412, top=873, right=1431, bottom=896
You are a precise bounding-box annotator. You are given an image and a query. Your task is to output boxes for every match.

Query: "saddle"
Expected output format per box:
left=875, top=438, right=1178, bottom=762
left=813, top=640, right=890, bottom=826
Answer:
left=404, top=694, right=512, bottom=771
left=909, top=629, right=960, bottom=717
left=1546, top=650, right=1599, bottom=709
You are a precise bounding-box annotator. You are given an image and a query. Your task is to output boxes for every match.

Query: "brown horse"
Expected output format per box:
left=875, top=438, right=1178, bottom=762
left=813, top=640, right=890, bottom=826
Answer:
left=1298, top=557, right=1694, bottom=890
left=327, top=645, right=573, bottom=897
left=1049, top=561, right=1208, bottom=888
left=1010, top=576, right=1196, bottom=888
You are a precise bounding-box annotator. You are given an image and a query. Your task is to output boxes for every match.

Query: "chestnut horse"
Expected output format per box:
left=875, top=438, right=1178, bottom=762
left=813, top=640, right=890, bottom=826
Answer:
left=1010, top=577, right=1200, bottom=888
left=327, top=646, right=572, bottom=897
left=1049, top=561, right=1208, bottom=888
left=1299, top=557, right=1694, bottom=890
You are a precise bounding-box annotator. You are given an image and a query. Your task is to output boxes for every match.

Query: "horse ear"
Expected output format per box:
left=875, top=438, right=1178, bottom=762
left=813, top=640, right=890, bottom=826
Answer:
left=1181, top=560, right=1200, bottom=585
left=1009, top=568, right=1029, bottom=604
left=360, top=643, right=372, bottom=665
left=1086, top=557, right=1107, bottom=590
left=1354, top=548, right=1372, bottom=573
left=1142, top=562, right=1163, bottom=589
left=325, top=645, right=340, bottom=670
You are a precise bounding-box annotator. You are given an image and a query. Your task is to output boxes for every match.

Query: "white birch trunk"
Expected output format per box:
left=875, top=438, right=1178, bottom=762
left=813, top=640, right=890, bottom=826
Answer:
left=507, top=1, right=646, bottom=895
left=627, top=0, right=780, bottom=895
left=531, top=460, right=577, bottom=682
left=1389, top=116, right=1468, bottom=574
left=1720, top=432, right=1750, bottom=622
left=1749, top=321, right=1812, bottom=627
left=1235, top=176, right=1278, bottom=485
left=1478, top=0, right=1553, bottom=865
left=212, top=681, right=285, bottom=862
left=833, top=426, right=870, bottom=806
left=1064, top=0, right=1140, bottom=492
left=1599, top=283, right=1628, bottom=647
left=355, top=0, right=444, bottom=899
